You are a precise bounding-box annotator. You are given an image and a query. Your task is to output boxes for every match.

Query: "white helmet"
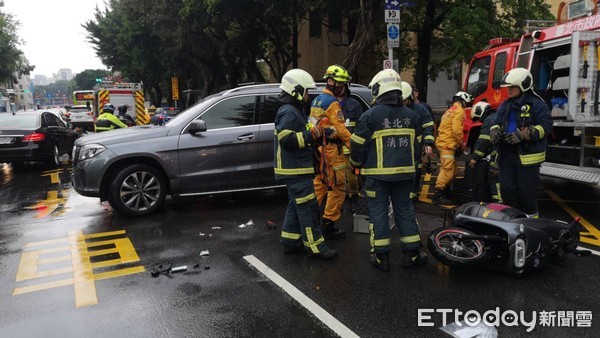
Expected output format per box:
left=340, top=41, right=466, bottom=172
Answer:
left=453, top=91, right=472, bottom=104
left=400, top=81, right=413, bottom=101
left=280, top=69, right=316, bottom=101
left=500, top=67, right=533, bottom=92
left=471, top=101, right=491, bottom=120
left=368, top=69, right=402, bottom=99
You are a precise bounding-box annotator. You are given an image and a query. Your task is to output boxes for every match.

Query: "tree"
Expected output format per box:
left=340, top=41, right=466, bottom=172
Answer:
left=73, top=69, right=112, bottom=90
left=0, top=13, right=34, bottom=85
left=402, top=0, right=554, bottom=101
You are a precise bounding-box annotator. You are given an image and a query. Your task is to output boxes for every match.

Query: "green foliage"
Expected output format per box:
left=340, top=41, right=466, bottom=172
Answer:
left=73, top=69, right=112, bottom=90
left=0, top=14, right=34, bottom=84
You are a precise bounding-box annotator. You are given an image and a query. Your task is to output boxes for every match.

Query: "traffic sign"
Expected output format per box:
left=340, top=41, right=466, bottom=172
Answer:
left=387, top=24, right=400, bottom=48
left=385, top=9, right=400, bottom=23
left=171, top=77, right=179, bottom=100
left=383, top=60, right=393, bottom=69
left=385, top=0, right=400, bottom=10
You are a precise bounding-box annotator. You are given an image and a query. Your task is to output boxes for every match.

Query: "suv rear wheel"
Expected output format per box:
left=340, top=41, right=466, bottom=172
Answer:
left=108, top=164, right=167, bottom=217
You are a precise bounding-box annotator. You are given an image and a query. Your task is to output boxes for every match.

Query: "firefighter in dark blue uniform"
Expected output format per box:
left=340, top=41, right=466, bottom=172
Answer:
left=349, top=69, right=428, bottom=271
left=400, top=82, right=435, bottom=201
left=469, top=101, right=501, bottom=203
left=490, top=68, right=553, bottom=218
left=274, top=69, right=337, bottom=259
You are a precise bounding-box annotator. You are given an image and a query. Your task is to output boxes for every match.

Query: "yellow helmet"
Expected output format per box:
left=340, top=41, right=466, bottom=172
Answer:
left=323, top=65, right=351, bottom=83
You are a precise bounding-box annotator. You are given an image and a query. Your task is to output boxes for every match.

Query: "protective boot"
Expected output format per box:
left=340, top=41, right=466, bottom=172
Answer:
left=370, top=253, right=390, bottom=272
left=310, top=247, right=338, bottom=260
left=432, top=189, right=453, bottom=205
left=322, top=218, right=346, bottom=240
left=402, top=250, right=428, bottom=268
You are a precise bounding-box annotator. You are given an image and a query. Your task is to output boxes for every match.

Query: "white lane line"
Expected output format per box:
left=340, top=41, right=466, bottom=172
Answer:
left=243, top=255, right=359, bottom=338
left=577, top=246, right=600, bottom=257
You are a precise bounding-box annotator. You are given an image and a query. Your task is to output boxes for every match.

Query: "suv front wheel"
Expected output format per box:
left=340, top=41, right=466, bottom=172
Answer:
left=109, top=164, right=167, bottom=217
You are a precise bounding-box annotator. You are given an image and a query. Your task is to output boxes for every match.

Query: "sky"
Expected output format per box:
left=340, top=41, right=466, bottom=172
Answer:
left=3, top=0, right=107, bottom=78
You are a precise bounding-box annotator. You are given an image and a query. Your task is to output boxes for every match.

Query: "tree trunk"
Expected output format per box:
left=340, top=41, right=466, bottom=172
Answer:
left=343, top=0, right=380, bottom=82
left=415, top=0, right=436, bottom=102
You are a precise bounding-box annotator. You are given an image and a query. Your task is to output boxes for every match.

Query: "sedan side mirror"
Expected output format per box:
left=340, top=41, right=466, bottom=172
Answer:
left=188, top=120, right=207, bottom=134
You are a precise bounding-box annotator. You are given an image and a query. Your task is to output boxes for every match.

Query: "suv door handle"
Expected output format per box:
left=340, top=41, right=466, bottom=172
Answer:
left=237, top=133, right=255, bottom=141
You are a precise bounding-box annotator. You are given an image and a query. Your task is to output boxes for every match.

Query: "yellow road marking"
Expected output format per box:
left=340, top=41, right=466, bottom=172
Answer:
left=13, top=278, right=74, bottom=295
left=94, top=266, right=146, bottom=280
left=41, top=170, right=61, bottom=184
left=25, top=237, right=68, bottom=248
left=14, top=230, right=144, bottom=308
left=68, top=230, right=98, bottom=308
left=546, top=190, right=600, bottom=247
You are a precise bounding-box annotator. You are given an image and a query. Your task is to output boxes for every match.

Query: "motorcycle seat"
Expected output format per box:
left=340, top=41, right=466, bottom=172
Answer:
left=455, top=202, right=527, bottom=222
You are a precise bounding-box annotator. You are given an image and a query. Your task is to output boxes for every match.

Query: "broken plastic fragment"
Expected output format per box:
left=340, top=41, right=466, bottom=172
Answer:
left=239, top=219, right=254, bottom=228
left=211, top=226, right=221, bottom=230
left=171, top=265, right=188, bottom=273
left=199, top=232, right=205, bottom=236
left=199, top=250, right=210, bottom=256
left=267, top=220, right=277, bottom=230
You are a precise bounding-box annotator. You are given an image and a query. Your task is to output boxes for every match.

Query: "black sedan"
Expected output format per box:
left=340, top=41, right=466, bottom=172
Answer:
left=0, top=110, right=78, bottom=168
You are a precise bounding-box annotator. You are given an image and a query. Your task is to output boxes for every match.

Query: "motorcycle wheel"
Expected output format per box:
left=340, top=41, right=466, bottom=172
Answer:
left=428, top=227, right=488, bottom=269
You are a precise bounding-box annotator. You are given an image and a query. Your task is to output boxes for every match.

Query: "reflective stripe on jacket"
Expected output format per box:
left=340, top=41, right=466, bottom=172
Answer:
left=95, top=113, right=127, bottom=131
left=274, top=103, right=316, bottom=179
left=492, top=92, right=553, bottom=166
left=349, top=95, right=420, bottom=181
left=340, top=95, right=363, bottom=155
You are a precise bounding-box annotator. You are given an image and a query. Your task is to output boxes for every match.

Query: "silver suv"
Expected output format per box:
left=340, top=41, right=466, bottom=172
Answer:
left=71, top=83, right=372, bottom=216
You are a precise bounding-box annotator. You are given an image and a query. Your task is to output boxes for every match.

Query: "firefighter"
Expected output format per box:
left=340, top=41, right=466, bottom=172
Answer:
left=275, top=69, right=337, bottom=259
left=310, top=65, right=354, bottom=240
left=349, top=69, right=428, bottom=271
left=95, top=104, right=128, bottom=132
left=400, top=82, right=435, bottom=201
left=339, top=81, right=364, bottom=213
left=490, top=68, right=553, bottom=218
left=118, top=105, right=135, bottom=125
left=433, top=91, right=472, bottom=204
left=468, top=101, right=502, bottom=203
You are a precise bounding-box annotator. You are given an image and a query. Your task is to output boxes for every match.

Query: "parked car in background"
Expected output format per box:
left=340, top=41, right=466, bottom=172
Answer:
left=65, top=105, right=95, bottom=132
left=0, top=110, right=78, bottom=167
left=150, top=107, right=182, bottom=126
left=71, top=83, right=372, bottom=217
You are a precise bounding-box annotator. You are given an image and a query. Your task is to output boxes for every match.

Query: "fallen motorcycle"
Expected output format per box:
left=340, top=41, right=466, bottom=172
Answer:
left=428, top=202, right=590, bottom=275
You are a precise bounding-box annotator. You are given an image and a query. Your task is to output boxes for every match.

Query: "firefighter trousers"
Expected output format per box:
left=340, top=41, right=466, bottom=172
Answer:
left=364, top=178, right=422, bottom=254
left=314, top=159, right=347, bottom=222
left=280, top=178, right=329, bottom=254
left=435, top=148, right=456, bottom=190
left=498, top=146, right=540, bottom=216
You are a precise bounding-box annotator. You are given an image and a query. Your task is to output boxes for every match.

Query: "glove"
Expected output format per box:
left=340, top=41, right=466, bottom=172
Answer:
left=468, top=158, right=477, bottom=169
left=505, top=127, right=532, bottom=145
left=490, top=127, right=502, bottom=145
left=310, top=125, right=323, bottom=140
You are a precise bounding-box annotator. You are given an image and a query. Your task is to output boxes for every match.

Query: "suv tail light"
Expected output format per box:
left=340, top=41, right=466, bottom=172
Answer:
left=22, top=133, right=46, bottom=143
left=87, top=111, right=93, bottom=116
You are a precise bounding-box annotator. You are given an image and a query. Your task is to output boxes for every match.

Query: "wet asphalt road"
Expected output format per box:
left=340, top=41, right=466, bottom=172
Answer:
left=0, top=162, right=599, bottom=337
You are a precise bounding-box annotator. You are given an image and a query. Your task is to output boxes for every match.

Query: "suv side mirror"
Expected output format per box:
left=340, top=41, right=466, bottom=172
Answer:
left=188, top=120, right=207, bottom=134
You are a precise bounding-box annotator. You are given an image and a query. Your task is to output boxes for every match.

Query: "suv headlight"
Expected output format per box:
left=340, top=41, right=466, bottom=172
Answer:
left=78, top=144, right=106, bottom=161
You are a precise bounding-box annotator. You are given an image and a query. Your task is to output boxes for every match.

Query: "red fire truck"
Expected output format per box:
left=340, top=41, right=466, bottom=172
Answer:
left=463, top=0, right=600, bottom=185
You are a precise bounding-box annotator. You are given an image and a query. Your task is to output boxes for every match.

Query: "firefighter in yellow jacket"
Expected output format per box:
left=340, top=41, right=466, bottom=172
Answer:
left=310, top=65, right=353, bottom=240
left=433, top=91, right=472, bottom=204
